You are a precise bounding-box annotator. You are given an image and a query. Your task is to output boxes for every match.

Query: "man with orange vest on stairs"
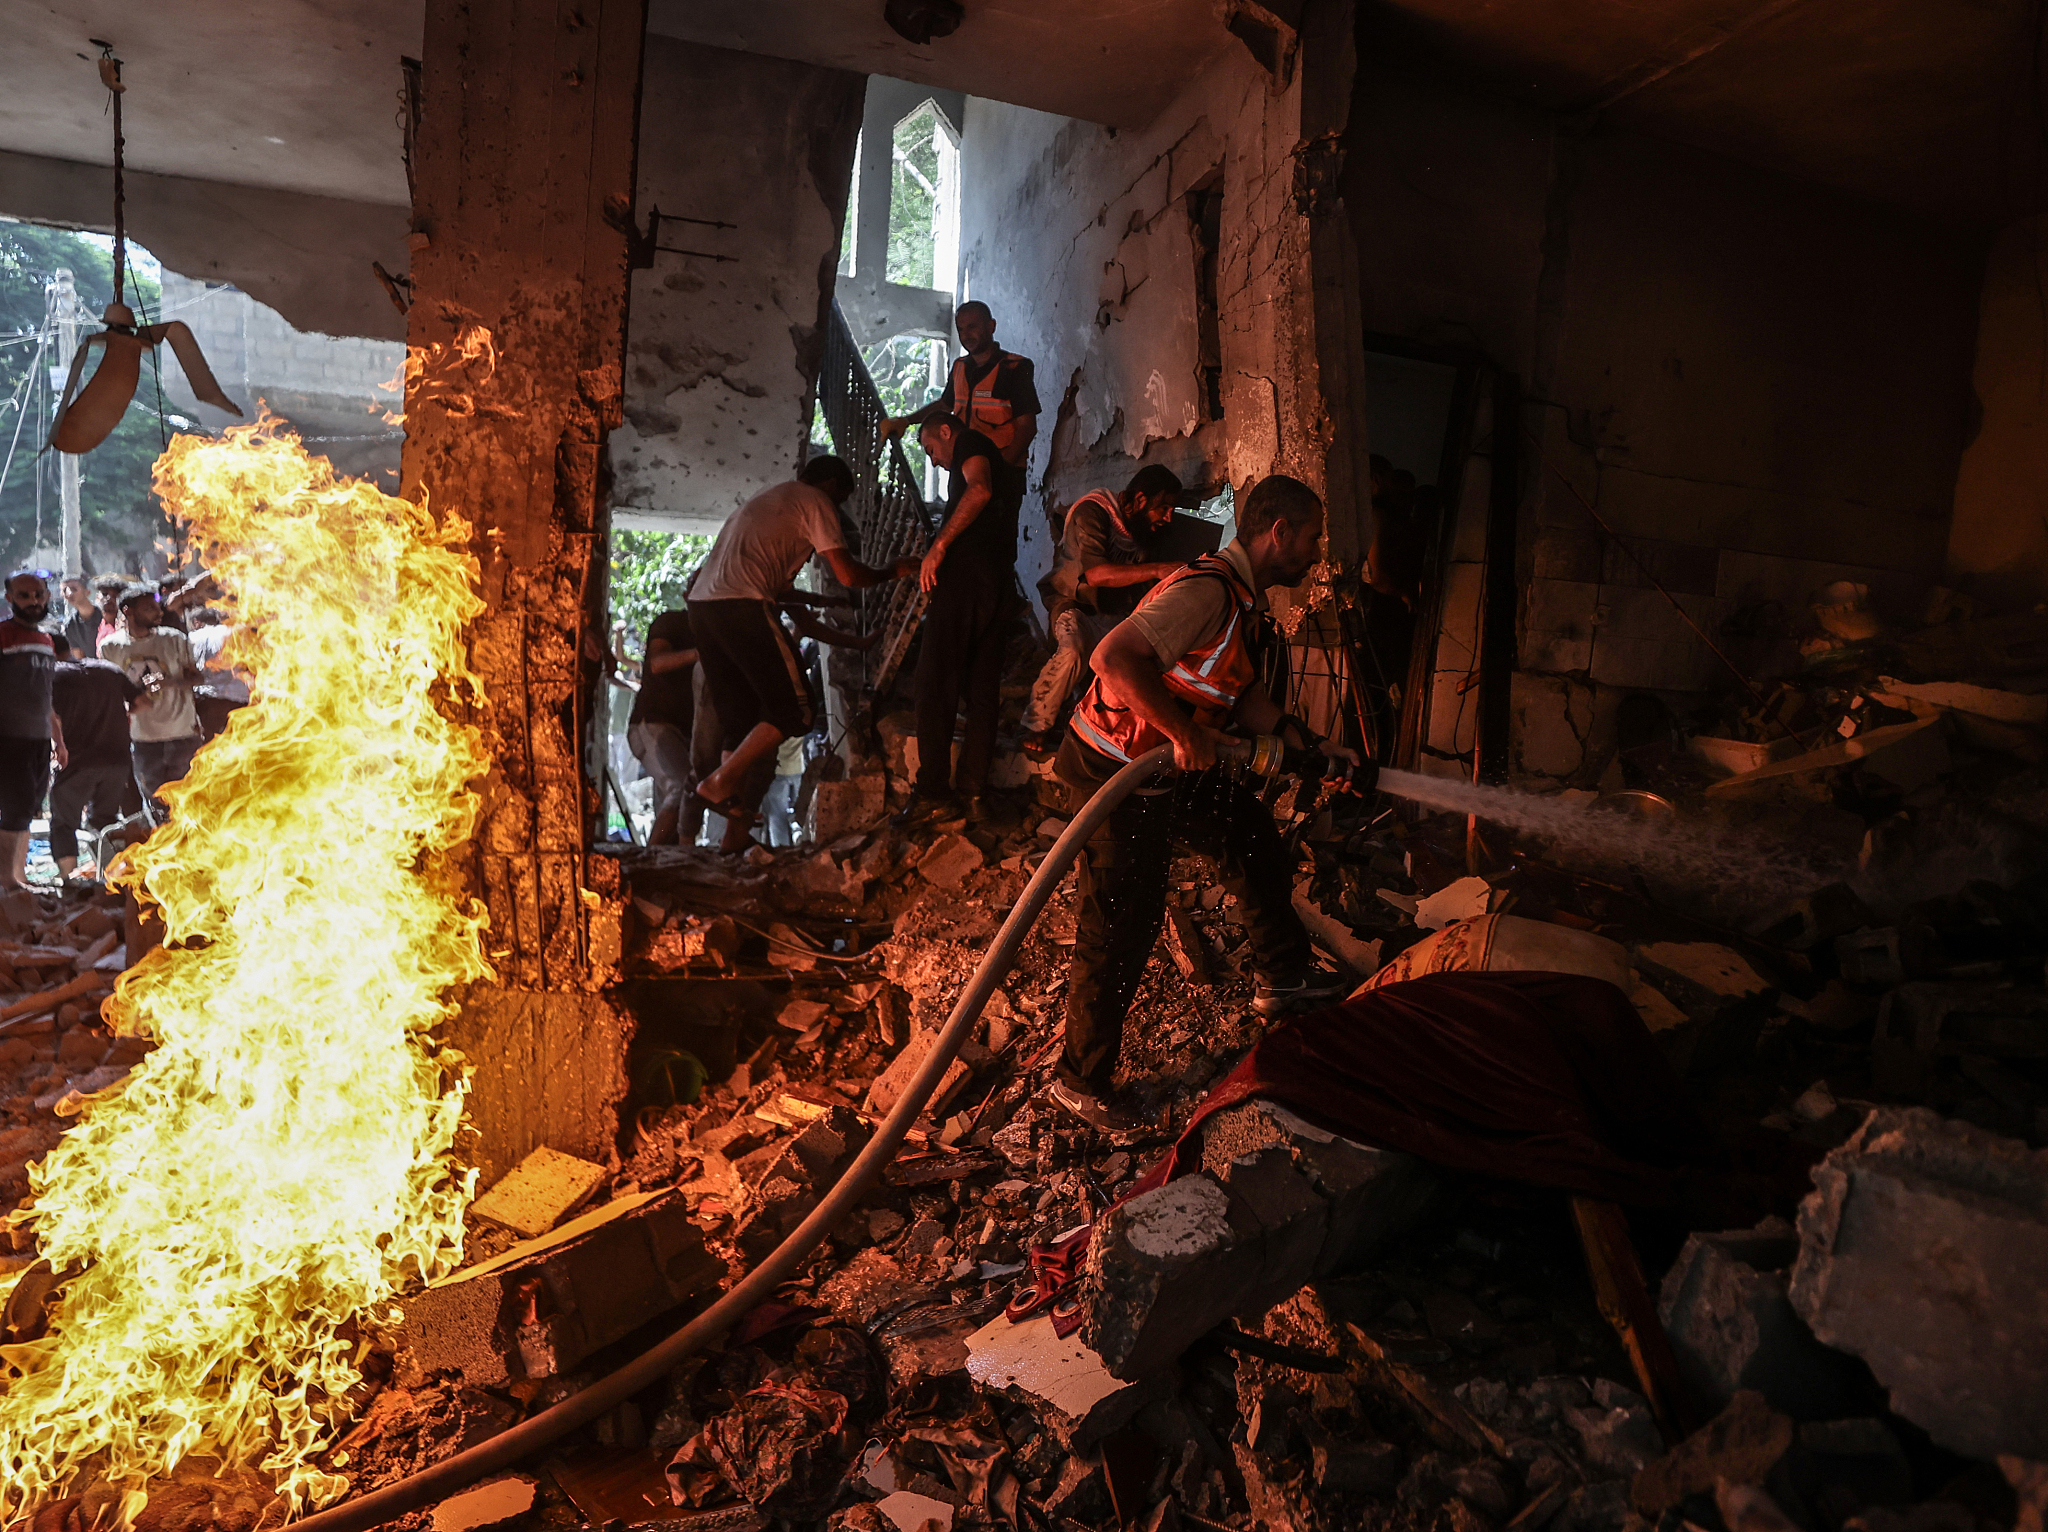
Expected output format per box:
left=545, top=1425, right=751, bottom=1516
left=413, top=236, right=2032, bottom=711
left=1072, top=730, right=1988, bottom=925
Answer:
left=1047, top=474, right=1356, bottom=1132
left=882, top=301, right=1041, bottom=496
left=1019, top=465, right=1185, bottom=759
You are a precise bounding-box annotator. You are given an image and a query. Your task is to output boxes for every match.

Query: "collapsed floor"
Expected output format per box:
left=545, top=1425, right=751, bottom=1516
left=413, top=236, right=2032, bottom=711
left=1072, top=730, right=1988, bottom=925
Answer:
left=0, top=608, right=2045, bottom=1532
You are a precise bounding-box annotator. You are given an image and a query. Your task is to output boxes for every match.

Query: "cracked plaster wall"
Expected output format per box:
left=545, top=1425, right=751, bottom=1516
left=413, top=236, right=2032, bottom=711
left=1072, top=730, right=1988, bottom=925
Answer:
left=610, top=38, right=862, bottom=531
left=954, top=43, right=1331, bottom=612
left=1346, top=47, right=1982, bottom=784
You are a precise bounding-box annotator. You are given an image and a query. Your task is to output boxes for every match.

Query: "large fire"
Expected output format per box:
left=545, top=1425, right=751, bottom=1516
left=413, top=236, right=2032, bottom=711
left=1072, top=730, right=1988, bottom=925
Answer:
left=0, top=416, right=492, bottom=1518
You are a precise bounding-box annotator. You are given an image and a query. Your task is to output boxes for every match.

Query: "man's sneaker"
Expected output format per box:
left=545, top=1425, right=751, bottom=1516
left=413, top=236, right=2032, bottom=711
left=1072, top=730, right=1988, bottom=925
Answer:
left=892, top=792, right=963, bottom=829
left=1252, top=962, right=1352, bottom=1016
left=1019, top=729, right=1058, bottom=761
left=1046, top=1080, right=1144, bottom=1134
left=962, top=794, right=992, bottom=825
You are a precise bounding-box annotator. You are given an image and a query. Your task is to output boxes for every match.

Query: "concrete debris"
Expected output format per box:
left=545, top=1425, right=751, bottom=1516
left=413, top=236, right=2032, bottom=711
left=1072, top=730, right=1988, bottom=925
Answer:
left=915, top=834, right=984, bottom=890
left=1659, top=1221, right=1877, bottom=1421
left=1789, top=1107, right=2048, bottom=1460
left=1632, top=1390, right=1796, bottom=1518
left=1081, top=1098, right=1438, bottom=1377
left=872, top=1491, right=956, bottom=1532
left=467, top=1145, right=607, bottom=1238
left=400, top=1189, right=721, bottom=1388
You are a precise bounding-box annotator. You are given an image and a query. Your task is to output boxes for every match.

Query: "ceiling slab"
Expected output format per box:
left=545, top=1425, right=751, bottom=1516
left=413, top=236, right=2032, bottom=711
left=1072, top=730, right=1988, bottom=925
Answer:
left=1368, top=0, right=2043, bottom=226
left=647, top=0, right=1233, bottom=129
left=0, top=0, right=418, bottom=206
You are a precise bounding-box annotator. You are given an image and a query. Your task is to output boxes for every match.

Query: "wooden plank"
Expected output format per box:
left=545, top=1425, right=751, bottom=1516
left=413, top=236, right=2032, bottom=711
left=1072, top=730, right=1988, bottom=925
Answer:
left=1571, top=1195, right=1699, bottom=1442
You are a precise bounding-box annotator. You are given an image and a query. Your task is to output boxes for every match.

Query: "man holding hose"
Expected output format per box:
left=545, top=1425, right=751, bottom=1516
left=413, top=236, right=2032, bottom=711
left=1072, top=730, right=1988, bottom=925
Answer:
left=1049, top=474, right=1354, bottom=1131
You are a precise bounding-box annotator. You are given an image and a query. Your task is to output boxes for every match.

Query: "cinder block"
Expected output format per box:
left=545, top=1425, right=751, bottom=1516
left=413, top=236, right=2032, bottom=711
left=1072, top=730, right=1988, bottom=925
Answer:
left=400, top=1189, right=721, bottom=1389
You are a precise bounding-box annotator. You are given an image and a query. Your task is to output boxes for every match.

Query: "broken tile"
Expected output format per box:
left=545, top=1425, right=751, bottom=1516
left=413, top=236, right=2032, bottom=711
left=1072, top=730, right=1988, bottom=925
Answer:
left=1415, top=876, right=1492, bottom=931
left=873, top=1491, right=956, bottom=1532
left=469, top=1145, right=607, bottom=1239
left=965, top=1311, right=1162, bottom=1447
left=428, top=1475, right=536, bottom=1532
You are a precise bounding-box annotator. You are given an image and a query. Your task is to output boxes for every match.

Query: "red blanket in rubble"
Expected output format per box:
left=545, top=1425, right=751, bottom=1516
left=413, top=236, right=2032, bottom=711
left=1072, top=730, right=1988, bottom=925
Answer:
left=1011, top=970, right=1719, bottom=1329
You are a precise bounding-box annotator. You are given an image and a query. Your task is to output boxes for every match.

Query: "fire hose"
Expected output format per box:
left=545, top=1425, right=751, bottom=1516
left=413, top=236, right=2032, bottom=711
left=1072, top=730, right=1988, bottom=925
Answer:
left=290, top=737, right=1376, bottom=1530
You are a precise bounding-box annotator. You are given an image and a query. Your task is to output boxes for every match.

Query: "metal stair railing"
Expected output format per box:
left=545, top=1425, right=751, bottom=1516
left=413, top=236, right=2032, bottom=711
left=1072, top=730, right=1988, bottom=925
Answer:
left=815, top=299, right=932, bottom=700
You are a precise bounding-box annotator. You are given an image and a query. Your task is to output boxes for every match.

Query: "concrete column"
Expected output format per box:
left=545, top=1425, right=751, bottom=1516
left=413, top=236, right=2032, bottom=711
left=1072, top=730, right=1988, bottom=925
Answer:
left=403, top=0, right=646, bottom=1178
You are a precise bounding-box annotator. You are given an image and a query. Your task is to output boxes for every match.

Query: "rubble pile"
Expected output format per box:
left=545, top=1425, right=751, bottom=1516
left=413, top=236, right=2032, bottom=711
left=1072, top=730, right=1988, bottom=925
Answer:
left=5, top=596, right=2048, bottom=1532
left=0, top=882, right=143, bottom=1237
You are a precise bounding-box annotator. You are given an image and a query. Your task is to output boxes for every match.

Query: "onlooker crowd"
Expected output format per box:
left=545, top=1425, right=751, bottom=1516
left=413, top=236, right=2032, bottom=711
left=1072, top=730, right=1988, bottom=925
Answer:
left=0, top=566, right=246, bottom=887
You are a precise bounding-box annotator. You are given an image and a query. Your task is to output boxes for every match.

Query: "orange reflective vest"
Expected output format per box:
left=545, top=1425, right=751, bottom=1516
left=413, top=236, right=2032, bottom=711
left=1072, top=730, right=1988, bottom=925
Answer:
left=1067, top=552, right=1259, bottom=764
left=947, top=352, right=1027, bottom=454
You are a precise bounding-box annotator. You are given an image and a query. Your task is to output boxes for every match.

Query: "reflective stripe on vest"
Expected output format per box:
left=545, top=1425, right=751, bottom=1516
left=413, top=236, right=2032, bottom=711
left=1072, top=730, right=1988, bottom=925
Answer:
left=949, top=354, right=1018, bottom=433
left=1066, top=553, right=1257, bottom=764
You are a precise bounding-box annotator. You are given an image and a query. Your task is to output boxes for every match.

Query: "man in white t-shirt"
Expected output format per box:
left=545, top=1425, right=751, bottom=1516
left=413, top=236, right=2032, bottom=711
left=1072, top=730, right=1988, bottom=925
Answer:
left=688, top=456, right=913, bottom=852
left=97, top=585, right=203, bottom=821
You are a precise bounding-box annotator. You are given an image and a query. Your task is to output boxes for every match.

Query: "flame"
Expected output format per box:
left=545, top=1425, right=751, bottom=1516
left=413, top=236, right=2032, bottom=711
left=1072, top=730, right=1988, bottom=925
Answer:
left=0, top=412, right=492, bottom=1518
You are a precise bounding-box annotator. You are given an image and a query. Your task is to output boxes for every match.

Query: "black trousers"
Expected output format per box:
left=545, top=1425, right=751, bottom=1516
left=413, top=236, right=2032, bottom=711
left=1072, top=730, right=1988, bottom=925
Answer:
left=1055, top=736, right=1310, bottom=1094
left=913, top=563, right=1009, bottom=798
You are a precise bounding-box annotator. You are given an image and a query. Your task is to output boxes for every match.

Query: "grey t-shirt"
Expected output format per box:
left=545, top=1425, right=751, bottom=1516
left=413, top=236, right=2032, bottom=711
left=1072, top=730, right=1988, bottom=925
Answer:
left=0, top=619, right=55, bottom=740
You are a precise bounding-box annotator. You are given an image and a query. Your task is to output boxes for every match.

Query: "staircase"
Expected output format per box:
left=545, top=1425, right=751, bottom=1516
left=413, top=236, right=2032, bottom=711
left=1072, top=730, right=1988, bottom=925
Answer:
left=814, top=299, right=932, bottom=701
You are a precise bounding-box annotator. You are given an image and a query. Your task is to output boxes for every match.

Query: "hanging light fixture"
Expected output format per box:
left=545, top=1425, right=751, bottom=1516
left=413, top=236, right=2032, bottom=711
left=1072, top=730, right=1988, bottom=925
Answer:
left=46, top=43, right=243, bottom=457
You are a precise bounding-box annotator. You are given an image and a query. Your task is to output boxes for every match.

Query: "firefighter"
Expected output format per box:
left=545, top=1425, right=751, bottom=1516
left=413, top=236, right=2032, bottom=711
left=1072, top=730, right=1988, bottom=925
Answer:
left=1048, top=474, right=1354, bottom=1131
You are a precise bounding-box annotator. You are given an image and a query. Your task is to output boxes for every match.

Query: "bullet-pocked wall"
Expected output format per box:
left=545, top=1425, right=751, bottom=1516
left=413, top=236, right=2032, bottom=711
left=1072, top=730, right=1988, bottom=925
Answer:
left=611, top=38, right=864, bottom=533
left=1344, top=45, right=1984, bottom=784
left=951, top=39, right=1343, bottom=613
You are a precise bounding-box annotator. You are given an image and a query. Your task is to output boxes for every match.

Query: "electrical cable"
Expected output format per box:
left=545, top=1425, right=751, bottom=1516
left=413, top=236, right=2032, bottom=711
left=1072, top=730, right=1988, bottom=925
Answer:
left=283, top=743, right=1179, bottom=1532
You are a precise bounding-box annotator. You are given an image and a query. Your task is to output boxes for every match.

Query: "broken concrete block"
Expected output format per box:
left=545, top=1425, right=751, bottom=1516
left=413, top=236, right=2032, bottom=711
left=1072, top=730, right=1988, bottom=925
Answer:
left=1788, top=1108, right=2048, bottom=1461
left=1080, top=1175, right=1261, bottom=1380
left=1632, top=1390, right=1795, bottom=1517
left=916, top=833, right=983, bottom=889
left=731, top=1107, right=872, bottom=1261
left=965, top=1311, right=1163, bottom=1447
left=428, top=1475, right=537, bottom=1532
left=401, top=1189, right=722, bottom=1389
left=1659, top=1222, right=1876, bottom=1421
left=1080, top=1099, right=1438, bottom=1379
left=1878, top=982, right=2048, bottom=1059
left=863, top=1028, right=971, bottom=1119
left=808, top=774, right=886, bottom=842
left=1290, top=884, right=1380, bottom=977
left=468, top=1145, right=606, bottom=1239
left=1634, top=942, right=1769, bottom=1000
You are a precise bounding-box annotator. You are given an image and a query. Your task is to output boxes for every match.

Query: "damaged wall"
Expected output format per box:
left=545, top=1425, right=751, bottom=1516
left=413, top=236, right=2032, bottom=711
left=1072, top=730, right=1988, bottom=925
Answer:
left=953, top=11, right=1363, bottom=606
left=1948, top=215, right=2048, bottom=612
left=1344, top=44, right=1983, bottom=783
left=0, top=148, right=408, bottom=343
left=610, top=38, right=862, bottom=532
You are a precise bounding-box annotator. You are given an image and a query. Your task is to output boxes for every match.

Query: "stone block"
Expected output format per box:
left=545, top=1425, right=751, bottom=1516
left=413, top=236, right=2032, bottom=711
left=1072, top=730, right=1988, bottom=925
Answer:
left=1080, top=1175, right=1263, bottom=1379
left=863, top=1028, right=971, bottom=1120
left=1659, top=1222, right=1876, bottom=1421
left=1082, top=1100, right=1437, bottom=1378
left=400, top=1189, right=721, bottom=1389
left=1788, top=1108, right=2048, bottom=1461
left=916, top=834, right=983, bottom=889
left=808, top=775, right=886, bottom=842
left=469, top=1145, right=606, bottom=1238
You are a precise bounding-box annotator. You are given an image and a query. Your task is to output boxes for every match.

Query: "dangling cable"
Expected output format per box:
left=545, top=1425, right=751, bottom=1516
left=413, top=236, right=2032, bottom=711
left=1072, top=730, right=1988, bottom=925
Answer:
left=94, top=44, right=126, bottom=311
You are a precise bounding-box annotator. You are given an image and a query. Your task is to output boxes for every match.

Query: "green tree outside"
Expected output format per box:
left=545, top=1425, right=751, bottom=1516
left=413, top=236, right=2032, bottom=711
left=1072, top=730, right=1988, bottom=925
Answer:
left=609, top=528, right=712, bottom=664
left=0, top=220, right=180, bottom=573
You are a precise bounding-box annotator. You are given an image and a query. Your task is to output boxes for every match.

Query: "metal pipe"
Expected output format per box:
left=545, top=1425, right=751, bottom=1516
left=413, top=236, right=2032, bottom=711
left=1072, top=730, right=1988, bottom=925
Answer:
left=287, top=744, right=1176, bottom=1532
